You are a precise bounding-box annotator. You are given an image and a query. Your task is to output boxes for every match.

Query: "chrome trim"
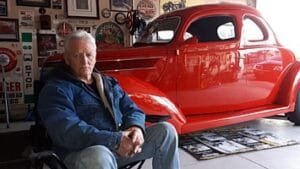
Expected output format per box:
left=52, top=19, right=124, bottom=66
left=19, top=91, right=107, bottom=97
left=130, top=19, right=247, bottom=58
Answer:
left=101, top=67, right=156, bottom=72
left=99, top=56, right=163, bottom=62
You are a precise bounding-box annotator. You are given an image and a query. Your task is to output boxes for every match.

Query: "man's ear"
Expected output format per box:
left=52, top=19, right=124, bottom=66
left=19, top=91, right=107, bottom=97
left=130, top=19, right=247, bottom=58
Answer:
left=64, top=55, right=70, bottom=65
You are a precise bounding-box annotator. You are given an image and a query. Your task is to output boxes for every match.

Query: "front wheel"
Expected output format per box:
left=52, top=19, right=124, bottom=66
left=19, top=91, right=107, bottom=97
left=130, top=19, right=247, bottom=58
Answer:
left=287, top=91, right=300, bottom=125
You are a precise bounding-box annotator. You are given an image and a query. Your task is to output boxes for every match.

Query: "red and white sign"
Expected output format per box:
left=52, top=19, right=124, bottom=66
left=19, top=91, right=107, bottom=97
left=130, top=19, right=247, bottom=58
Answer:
left=0, top=77, right=24, bottom=104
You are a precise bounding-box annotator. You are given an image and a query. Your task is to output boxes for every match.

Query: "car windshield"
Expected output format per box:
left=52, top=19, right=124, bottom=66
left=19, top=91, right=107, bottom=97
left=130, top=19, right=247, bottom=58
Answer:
left=136, top=16, right=180, bottom=44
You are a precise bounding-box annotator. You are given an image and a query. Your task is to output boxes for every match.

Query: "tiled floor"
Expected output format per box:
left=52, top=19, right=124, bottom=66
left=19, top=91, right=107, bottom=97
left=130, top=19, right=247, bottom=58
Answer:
left=1, top=118, right=300, bottom=169
left=140, top=118, right=300, bottom=169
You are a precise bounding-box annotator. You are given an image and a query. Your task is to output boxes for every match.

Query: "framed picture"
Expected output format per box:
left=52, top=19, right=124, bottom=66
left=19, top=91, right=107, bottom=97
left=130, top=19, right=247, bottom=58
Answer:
left=0, top=0, right=7, bottom=16
left=0, top=19, right=19, bottom=41
left=66, top=0, right=99, bottom=19
left=110, top=0, right=132, bottom=11
left=37, top=33, right=57, bottom=56
left=16, top=0, right=51, bottom=7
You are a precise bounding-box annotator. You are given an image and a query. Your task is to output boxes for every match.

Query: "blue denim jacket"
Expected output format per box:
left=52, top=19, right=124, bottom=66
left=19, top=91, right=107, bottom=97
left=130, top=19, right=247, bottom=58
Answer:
left=37, top=65, right=145, bottom=158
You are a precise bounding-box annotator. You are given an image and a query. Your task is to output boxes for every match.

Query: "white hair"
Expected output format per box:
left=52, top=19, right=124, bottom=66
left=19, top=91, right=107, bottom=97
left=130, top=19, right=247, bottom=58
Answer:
left=64, top=30, right=96, bottom=57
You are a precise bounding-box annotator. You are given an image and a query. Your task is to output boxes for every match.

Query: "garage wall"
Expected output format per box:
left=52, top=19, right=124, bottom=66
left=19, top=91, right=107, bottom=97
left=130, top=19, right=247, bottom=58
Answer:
left=0, top=0, right=248, bottom=119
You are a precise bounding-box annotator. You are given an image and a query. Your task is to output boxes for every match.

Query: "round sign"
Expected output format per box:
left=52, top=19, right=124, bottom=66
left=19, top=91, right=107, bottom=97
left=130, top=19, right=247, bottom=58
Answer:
left=56, top=21, right=73, bottom=37
left=0, top=48, right=17, bottom=72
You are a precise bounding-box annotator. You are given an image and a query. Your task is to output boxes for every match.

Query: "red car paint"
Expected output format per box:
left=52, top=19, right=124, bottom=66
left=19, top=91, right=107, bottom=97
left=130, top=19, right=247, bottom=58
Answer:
left=44, top=4, right=300, bottom=134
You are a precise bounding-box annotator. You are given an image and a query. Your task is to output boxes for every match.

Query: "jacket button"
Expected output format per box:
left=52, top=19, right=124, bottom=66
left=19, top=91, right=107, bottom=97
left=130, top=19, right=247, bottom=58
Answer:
left=118, top=123, right=121, bottom=127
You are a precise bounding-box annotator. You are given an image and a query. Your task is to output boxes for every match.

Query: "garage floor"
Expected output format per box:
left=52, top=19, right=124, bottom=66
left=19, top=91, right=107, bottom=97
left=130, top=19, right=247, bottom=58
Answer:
left=1, top=118, right=300, bottom=169
left=141, top=118, right=300, bottom=169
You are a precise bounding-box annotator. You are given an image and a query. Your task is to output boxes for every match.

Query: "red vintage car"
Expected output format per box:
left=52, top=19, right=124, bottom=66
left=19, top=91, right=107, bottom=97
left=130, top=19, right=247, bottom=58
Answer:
left=43, top=4, right=300, bottom=134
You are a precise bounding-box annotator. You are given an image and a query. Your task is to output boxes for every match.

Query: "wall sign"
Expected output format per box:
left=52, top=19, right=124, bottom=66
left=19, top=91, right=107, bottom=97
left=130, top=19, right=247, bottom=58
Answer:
left=21, top=32, right=34, bottom=103
left=95, top=22, right=124, bottom=49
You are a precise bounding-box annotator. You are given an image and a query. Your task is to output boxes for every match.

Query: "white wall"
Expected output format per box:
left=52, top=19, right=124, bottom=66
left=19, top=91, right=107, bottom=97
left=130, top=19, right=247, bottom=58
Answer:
left=257, top=0, right=300, bottom=59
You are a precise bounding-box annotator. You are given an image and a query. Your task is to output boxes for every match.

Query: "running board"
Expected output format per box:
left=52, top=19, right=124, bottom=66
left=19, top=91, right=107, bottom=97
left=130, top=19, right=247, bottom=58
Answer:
left=181, top=104, right=293, bottom=134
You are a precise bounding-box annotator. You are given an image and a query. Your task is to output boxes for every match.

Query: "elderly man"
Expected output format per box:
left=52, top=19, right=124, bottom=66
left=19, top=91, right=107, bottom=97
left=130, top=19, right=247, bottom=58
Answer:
left=37, top=30, right=180, bottom=169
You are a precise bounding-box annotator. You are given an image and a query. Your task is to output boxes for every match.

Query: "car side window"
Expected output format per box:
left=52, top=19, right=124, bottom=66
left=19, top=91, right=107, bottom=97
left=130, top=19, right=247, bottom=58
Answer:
left=184, top=15, right=236, bottom=42
left=242, top=17, right=265, bottom=42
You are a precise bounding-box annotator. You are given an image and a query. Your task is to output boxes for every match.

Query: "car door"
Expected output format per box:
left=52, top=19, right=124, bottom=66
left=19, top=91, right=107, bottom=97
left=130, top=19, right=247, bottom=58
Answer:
left=239, top=15, right=290, bottom=106
left=177, top=14, right=251, bottom=115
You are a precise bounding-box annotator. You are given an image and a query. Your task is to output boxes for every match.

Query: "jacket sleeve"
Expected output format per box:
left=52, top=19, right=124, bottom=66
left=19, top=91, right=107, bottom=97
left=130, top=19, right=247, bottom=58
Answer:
left=37, top=83, right=122, bottom=152
left=110, top=79, right=146, bottom=133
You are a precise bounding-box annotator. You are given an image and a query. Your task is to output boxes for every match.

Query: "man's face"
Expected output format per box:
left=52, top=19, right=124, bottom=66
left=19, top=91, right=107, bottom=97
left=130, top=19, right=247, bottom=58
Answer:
left=65, top=39, right=96, bottom=82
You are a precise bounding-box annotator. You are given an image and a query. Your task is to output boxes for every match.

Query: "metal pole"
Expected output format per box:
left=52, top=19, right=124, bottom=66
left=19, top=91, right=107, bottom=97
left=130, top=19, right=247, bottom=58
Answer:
left=1, top=65, right=9, bottom=128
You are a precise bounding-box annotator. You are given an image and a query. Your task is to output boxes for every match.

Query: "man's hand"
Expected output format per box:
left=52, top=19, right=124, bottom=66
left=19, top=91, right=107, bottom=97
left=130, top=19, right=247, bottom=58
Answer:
left=116, top=130, right=135, bottom=157
left=116, top=127, right=144, bottom=157
left=127, top=127, right=144, bottom=154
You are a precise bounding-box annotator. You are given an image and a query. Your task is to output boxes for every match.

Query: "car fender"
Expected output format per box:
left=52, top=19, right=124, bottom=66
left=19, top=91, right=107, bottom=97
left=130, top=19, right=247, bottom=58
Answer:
left=276, top=61, right=300, bottom=110
left=110, top=74, right=186, bottom=134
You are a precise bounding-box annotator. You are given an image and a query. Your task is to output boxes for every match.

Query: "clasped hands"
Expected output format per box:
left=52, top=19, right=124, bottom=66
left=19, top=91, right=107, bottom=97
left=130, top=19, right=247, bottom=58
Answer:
left=116, top=126, right=144, bottom=157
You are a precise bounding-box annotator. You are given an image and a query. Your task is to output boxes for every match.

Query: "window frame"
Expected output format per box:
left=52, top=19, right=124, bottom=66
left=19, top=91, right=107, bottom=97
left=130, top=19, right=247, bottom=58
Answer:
left=241, top=14, right=274, bottom=46
left=183, top=14, right=238, bottom=43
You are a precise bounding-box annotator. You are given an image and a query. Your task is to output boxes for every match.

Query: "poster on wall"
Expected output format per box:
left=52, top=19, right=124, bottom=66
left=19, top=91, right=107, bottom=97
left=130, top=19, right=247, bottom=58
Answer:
left=134, top=0, right=159, bottom=20
left=95, top=22, right=124, bottom=49
left=19, top=10, right=34, bottom=29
